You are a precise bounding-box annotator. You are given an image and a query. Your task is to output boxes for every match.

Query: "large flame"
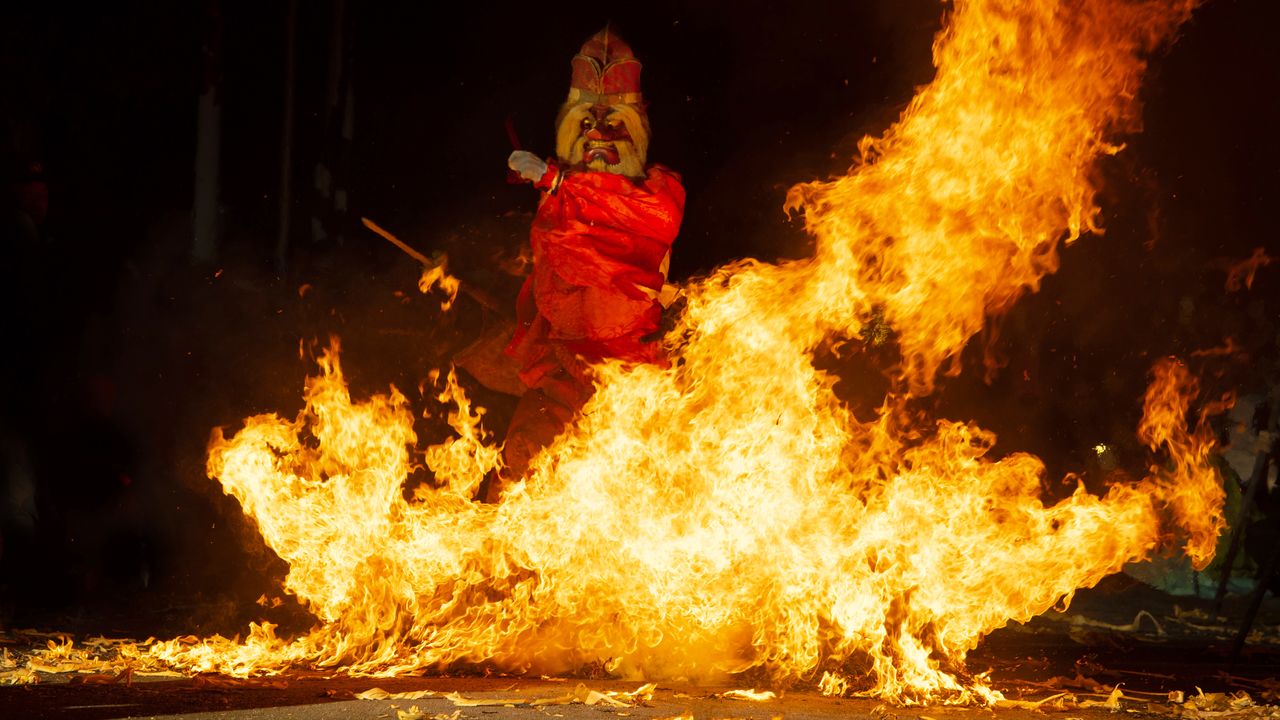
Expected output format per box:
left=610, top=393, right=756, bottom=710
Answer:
left=149, top=0, right=1224, bottom=704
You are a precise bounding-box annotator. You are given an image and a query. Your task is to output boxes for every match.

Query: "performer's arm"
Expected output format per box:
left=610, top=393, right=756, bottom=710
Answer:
left=558, top=167, right=686, bottom=242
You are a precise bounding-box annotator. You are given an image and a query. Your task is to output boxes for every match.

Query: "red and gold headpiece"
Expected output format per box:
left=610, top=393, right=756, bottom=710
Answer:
left=555, top=25, right=650, bottom=175
left=568, top=25, right=643, bottom=106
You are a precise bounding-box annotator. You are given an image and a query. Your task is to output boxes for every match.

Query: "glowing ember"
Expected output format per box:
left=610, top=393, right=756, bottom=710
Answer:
left=132, top=0, right=1223, bottom=705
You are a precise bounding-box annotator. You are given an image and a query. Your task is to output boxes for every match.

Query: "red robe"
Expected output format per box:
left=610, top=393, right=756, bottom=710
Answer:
left=505, top=164, right=685, bottom=402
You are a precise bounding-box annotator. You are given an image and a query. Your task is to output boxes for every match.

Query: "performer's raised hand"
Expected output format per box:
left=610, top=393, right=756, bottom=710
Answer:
left=508, top=151, right=548, bottom=182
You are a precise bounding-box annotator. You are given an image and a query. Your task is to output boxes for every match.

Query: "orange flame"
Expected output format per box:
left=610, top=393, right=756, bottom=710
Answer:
left=147, top=0, right=1224, bottom=705
left=419, top=261, right=461, bottom=311
left=786, top=0, right=1197, bottom=393
left=1224, top=247, right=1272, bottom=292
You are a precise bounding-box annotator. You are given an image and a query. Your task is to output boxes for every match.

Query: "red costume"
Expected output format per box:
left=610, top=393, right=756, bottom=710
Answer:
left=506, top=163, right=684, bottom=402
left=492, top=27, right=685, bottom=496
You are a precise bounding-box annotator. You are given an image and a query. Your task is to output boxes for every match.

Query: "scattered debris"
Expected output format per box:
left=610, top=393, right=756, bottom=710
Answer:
left=1021, top=673, right=1107, bottom=693
left=0, top=667, right=39, bottom=686
left=445, top=690, right=528, bottom=707
left=996, top=691, right=1074, bottom=710
left=1072, top=610, right=1165, bottom=636
left=395, top=707, right=458, bottom=720
left=530, top=683, right=655, bottom=707
left=357, top=687, right=440, bottom=700
left=69, top=668, right=133, bottom=686
left=1079, top=685, right=1126, bottom=711
left=720, top=689, right=777, bottom=701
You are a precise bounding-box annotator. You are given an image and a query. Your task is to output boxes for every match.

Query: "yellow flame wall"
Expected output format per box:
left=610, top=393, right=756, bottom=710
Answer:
left=152, top=0, right=1225, bottom=704
left=788, top=0, right=1196, bottom=392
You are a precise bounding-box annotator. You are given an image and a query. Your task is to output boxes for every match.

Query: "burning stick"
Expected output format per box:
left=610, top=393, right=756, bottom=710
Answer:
left=362, top=216, right=433, bottom=266
left=360, top=216, right=501, bottom=312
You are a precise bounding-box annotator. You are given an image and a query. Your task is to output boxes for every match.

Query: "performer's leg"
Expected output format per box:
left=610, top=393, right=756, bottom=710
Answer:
left=485, top=382, right=578, bottom=502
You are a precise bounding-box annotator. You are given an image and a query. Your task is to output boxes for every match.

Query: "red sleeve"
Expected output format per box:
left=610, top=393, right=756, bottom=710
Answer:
left=533, top=162, right=561, bottom=191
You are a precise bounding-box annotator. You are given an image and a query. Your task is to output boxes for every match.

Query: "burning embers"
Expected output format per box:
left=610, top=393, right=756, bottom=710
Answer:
left=138, top=0, right=1222, bottom=705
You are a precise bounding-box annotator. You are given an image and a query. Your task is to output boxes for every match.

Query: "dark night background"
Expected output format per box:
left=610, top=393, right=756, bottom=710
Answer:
left=0, top=0, right=1276, bottom=639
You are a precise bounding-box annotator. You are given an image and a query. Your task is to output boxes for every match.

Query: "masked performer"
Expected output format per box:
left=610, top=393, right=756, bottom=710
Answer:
left=492, top=26, right=685, bottom=499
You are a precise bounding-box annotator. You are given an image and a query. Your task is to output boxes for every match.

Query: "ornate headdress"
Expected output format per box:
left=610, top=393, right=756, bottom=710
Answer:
left=568, top=25, right=643, bottom=106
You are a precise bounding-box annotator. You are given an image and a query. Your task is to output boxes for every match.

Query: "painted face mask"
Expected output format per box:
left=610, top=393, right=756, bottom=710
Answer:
left=554, top=26, right=650, bottom=177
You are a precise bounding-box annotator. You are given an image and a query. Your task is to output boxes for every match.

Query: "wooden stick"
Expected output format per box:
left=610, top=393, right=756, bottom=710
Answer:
left=361, top=216, right=433, bottom=266
left=360, top=216, right=504, bottom=312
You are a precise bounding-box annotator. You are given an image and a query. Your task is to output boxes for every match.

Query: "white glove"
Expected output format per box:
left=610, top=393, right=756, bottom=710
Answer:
left=508, top=151, right=548, bottom=182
